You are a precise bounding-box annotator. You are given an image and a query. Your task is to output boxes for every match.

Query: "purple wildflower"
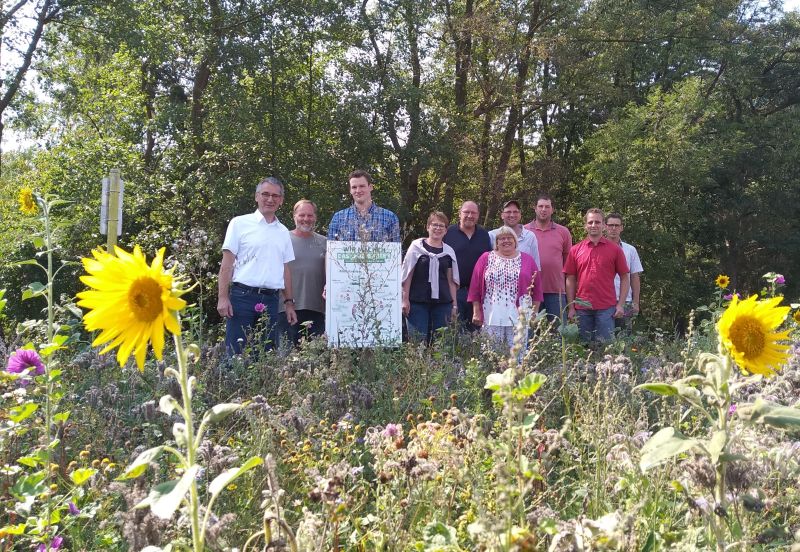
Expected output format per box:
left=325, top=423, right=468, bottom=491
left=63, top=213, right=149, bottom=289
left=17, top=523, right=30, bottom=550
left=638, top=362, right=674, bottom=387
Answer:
left=68, top=502, right=80, bottom=515
left=6, top=349, right=45, bottom=378
left=728, top=403, right=737, bottom=416
left=382, top=423, right=402, bottom=438
left=36, top=536, right=63, bottom=551
left=775, top=275, right=785, bottom=285
left=254, top=303, right=266, bottom=313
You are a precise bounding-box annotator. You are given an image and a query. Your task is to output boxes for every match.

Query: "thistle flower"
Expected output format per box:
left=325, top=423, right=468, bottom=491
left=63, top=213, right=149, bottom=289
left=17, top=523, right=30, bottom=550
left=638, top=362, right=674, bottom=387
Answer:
left=715, top=274, right=730, bottom=289
left=255, top=302, right=266, bottom=313
left=18, top=187, right=38, bottom=215
left=77, top=246, right=187, bottom=371
left=717, top=295, right=791, bottom=377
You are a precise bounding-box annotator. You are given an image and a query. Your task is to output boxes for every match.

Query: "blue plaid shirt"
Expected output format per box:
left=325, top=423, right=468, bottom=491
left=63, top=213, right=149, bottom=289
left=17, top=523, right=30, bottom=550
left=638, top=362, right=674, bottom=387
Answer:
left=327, top=203, right=401, bottom=242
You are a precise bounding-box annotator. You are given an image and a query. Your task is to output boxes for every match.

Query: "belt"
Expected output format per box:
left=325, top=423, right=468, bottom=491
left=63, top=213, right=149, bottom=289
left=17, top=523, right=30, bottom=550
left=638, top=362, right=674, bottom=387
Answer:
left=232, top=282, right=279, bottom=295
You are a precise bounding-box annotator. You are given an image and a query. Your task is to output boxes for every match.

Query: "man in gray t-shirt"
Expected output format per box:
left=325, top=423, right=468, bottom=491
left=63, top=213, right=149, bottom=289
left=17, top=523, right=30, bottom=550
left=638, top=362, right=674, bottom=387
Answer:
left=279, top=199, right=327, bottom=345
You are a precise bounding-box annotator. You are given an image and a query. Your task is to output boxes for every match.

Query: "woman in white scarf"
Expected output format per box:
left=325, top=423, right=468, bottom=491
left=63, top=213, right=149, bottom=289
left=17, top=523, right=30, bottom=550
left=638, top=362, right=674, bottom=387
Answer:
left=400, top=212, right=460, bottom=343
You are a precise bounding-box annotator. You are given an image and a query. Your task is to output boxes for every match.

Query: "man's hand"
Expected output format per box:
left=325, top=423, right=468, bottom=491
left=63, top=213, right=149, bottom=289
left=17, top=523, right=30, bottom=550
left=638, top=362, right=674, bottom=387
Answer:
left=567, top=305, right=577, bottom=320
left=217, top=297, right=233, bottom=319
left=631, top=303, right=640, bottom=315
left=286, top=303, right=298, bottom=325
left=402, top=298, right=410, bottom=316
left=613, top=304, right=625, bottom=319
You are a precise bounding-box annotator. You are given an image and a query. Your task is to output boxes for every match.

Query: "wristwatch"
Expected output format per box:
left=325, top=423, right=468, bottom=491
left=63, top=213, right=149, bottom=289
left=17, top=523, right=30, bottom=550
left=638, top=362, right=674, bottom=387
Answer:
left=284, top=298, right=295, bottom=305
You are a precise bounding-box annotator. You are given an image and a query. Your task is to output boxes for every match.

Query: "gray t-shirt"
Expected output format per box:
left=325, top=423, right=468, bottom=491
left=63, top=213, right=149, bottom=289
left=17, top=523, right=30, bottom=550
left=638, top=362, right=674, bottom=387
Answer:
left=279, top=232, right=327, bottom=313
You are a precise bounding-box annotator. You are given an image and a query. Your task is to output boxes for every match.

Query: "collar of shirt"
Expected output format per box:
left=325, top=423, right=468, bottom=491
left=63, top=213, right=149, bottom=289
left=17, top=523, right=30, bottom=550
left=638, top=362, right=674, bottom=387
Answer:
left=251, top=210, right=282, bottom=226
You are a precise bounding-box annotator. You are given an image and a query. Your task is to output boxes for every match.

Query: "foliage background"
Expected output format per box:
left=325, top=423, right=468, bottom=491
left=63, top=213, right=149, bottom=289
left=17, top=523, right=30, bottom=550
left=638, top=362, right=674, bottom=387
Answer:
left=2, top=0, right=799, bottom=331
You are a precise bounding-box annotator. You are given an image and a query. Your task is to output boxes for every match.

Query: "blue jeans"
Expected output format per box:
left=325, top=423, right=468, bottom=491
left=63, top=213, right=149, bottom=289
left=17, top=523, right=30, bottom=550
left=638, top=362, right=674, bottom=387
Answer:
left=225, top=286, right=280, bottom=355
left=541, top=293, right=567, bottom=325
left=279, top=309, right=325, bottom=347
left=407, top=302, right=452, bottom=343
left=456, top=287, right=479, bottom=332
left=576, top=307, right=616, bottom=342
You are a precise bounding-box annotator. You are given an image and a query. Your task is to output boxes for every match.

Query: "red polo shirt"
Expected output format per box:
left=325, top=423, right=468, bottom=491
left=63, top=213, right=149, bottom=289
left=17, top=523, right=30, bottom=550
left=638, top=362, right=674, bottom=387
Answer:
left=563, top=237, right=629, bottom=310
left=524, top=220, right=572, bottom=293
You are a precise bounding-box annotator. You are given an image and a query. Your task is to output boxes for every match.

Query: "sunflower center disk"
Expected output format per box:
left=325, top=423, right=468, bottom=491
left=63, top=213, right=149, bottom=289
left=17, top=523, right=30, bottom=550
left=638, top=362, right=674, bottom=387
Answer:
left=728, top=316, right=765, bottom=359
left=128, top=277, right=164, bottom=322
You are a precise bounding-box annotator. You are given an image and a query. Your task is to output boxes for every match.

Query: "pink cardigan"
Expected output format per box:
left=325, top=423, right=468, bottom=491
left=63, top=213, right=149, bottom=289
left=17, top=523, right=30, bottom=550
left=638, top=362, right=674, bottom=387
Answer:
left=467, top=251, right=544, bottom=318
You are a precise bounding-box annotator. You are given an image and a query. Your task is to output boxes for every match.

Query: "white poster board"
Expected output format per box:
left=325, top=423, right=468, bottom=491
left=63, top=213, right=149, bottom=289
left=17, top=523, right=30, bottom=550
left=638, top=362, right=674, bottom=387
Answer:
left=325, top=241, right=402, bottom=347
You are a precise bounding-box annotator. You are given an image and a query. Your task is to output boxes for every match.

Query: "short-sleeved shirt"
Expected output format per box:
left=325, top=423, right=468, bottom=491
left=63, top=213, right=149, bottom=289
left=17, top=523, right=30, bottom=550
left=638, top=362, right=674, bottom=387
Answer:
left=615, top=241, right=643, bottom=302
left=327, top=203, right=400, bottom=242
left=489, top=226, right=540, bottom=269
left=525, top=220, right=572, bottom=294
left=408, top=241, right=454, bottom=304
left=279, top=232, right=327, bottom=314
left=443, top=224, right=492, bottom=288
left=222, top=211, right=294, bottom=289
left=563, top=237, right=629, bottom=311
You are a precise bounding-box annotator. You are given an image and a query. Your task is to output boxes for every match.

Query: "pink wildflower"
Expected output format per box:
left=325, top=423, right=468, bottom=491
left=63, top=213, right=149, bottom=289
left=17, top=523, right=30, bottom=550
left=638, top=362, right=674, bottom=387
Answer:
left=382, top=423, right=402, bottom=438
left=254, top=303, right=266, bottom=313
left=6, top=349, right=45, bottom=379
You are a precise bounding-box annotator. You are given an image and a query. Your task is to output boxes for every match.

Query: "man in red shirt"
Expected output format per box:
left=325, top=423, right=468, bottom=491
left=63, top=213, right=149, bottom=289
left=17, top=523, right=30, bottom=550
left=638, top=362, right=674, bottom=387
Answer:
left=524, top=193, right=572, bottom=323
left=563, top=208, right=630, bottom=343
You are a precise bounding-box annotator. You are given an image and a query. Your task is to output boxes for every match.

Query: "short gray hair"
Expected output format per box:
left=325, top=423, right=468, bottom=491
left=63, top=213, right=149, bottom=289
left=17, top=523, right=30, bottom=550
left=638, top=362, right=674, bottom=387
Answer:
left=493, top=226, right=518, bottom=250
left=256, top=177, right=284, bottom=195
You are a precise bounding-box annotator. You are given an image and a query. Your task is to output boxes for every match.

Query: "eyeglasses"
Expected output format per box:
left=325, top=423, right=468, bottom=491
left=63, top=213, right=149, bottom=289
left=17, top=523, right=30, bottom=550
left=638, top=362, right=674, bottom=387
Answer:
left=429, top=223, right=447, bottom=229
left=260, top=192, right=283, bottom=200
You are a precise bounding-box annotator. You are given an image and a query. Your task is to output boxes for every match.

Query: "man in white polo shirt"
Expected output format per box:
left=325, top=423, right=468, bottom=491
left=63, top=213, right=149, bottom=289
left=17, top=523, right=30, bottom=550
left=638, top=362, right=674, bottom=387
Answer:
left=217, top=177, right=298, bottom=354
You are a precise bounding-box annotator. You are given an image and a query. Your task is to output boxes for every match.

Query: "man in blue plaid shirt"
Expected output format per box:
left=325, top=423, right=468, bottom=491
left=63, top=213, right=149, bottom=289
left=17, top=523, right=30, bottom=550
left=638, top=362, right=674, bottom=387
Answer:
left=327, top=169, right=400, bottom=242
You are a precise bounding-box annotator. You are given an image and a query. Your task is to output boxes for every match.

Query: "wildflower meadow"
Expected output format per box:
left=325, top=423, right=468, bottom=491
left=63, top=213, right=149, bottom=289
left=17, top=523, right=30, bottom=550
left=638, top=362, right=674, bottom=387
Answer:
left=1, top=190, right=799, bottom=552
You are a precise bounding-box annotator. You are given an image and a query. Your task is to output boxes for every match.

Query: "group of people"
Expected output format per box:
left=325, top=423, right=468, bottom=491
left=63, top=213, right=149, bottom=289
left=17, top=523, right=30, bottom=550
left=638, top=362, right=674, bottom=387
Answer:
left=217, top=170, right=643, bottom=355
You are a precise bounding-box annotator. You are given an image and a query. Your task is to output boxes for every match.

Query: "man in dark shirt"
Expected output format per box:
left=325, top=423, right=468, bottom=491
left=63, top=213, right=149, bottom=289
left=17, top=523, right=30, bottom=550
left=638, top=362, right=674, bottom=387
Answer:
left=444, top=201, right=492, bottom=331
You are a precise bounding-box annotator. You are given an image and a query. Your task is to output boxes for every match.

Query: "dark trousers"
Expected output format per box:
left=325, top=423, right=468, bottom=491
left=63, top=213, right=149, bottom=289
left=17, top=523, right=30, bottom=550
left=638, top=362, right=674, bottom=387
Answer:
left=456, top=287, right=479, bottom=332
left=280, top=309, right=325, bottom=346
left=225, top=286, right=280, bottom=355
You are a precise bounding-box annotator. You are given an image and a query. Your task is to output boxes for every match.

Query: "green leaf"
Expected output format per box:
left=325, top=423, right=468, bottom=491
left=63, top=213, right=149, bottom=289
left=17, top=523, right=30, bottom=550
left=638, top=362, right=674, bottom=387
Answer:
left=640, top=427, right=699, bottom=472
left=707, top=430, right=727, bottom=465
left=53, top=411, right=71, bottom=424
left=422, top=521, right=458, bottom=546
left=635, top=383, right=678, bottom=396
left=208, top=456, right=263, bottom=498
left=158, top=395, right=179, bottom=415
left=136, top=465, right=200, bottom=519
left=0, top=523, right=27, bottom=535
left=33, top=237, right=45, bottom=249
left=202, top=402, right=247, bottom=424
left=558, top=323, right=580, bottom=342
left=17, top=456, right=41, bottom=468
left=21, top=282, right=46, bottom=301
left=70, top=468, right=97, bottom=486
left=574, top=297, right=593, bottom=308
left=9, top=403, right=39, bottom=423
left=14, top=259, right=42, bottom=267
left=116, top=446, right=164, bottom=481
left=737, top=398, right=800, bottom=429
left=514, top=373, right=547, bottom=398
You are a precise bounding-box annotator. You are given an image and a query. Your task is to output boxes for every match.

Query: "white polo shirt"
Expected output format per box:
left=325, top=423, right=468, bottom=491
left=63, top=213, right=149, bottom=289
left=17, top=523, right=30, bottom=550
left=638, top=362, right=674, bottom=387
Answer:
left=489, top=226, right=541, bottom=269
left=614, top=241, right=643, bottom=302
left=222, top=211, right=295, bottom=289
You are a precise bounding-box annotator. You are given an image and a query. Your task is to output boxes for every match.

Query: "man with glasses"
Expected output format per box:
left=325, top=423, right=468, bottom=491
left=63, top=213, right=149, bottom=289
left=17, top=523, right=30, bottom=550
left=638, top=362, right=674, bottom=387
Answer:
left=217, top=177, right=297, bottom=354
left=605, top=212, right=643, bottom=333
left=489, top=200, right=540, bottom=269
left=444, top=201, right=492, bottom=331
left=564, top=208, right=629, bottom=343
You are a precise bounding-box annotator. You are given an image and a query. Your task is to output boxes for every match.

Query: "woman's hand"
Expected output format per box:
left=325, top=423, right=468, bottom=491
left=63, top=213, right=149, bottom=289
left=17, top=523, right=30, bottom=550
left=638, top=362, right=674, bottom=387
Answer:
left=402, top=297, right=410, bottom=316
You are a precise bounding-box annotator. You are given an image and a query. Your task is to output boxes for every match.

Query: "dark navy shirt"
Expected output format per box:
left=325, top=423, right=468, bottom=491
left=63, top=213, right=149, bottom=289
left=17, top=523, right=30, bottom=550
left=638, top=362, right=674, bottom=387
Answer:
left=443, top=224, right=492, bottom=288
left=408, top=241, right=453, bottom=304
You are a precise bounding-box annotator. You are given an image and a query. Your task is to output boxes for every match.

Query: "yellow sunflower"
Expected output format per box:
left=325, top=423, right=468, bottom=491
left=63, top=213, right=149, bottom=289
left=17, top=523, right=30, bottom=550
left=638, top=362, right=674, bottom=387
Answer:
left=77, top=246, right=187, bottom=371
left=717, top=294, right=791, bottom=377
left=715, top=274, right=730, bottom=289
left=18, top=187, right=38, bottom=215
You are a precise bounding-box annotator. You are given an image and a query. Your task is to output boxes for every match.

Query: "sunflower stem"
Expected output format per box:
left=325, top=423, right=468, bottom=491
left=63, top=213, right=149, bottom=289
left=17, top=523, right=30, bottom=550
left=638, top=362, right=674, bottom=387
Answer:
left=173, top=329, right=204, bottom=552
left=42, top=197, right=55, bottom=542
